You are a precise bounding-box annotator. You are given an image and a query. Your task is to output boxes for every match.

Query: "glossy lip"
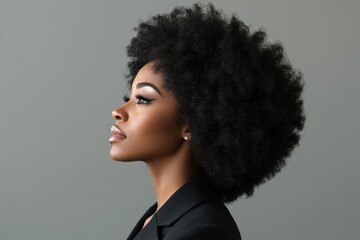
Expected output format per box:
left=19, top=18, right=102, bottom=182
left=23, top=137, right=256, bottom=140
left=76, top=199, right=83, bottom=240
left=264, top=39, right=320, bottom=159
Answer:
left=109, top=125, right=127, bottom=143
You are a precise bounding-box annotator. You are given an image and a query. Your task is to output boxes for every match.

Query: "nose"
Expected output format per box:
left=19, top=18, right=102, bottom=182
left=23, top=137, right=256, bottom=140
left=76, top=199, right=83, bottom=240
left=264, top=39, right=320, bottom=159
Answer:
left=112, top=105, right=129, bottom=122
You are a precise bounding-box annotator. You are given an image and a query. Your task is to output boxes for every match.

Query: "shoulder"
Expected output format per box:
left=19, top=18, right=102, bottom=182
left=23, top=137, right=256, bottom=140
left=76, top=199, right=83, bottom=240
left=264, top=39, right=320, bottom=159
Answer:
left=164, top=199, right=241, bottom=240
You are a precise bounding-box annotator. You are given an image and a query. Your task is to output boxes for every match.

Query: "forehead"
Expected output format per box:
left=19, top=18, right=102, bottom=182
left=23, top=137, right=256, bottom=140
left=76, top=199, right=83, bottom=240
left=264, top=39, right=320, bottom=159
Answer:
left=132, top=62, right=165, bottom=89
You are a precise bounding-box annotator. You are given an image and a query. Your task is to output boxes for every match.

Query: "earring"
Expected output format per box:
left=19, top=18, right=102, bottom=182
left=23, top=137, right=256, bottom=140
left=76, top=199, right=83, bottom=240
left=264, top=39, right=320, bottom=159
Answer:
left=184, top=136, right=189, bottom=140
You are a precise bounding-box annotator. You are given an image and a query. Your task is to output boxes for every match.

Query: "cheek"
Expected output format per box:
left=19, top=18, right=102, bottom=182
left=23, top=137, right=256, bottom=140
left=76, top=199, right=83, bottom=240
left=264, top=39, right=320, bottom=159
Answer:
left=129, top=109, right=182, bottom=151
left=133, top=112, right=180, bottom=140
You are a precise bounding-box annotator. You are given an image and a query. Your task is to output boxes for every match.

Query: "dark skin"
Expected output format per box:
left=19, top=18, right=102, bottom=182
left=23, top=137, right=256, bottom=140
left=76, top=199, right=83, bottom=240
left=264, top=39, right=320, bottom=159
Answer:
left=110, top=61, right=199, bottom=227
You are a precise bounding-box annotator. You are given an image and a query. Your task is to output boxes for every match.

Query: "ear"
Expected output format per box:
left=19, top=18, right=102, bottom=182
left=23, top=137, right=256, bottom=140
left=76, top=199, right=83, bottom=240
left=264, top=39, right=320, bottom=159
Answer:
left=181, top=124, right=192, bottom=141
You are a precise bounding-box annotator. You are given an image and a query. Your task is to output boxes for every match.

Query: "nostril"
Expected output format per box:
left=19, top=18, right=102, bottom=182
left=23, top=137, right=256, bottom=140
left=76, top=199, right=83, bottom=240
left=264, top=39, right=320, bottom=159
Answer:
left=112, top=109, right=127, bottom=122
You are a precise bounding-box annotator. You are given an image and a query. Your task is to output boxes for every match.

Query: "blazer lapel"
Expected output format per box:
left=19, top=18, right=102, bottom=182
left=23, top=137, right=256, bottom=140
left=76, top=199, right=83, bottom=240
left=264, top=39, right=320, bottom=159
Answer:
left=127, top=175, right=217, bottom=240
left=156, top=175, right=217, bottom=227
left=132, top=216, right=159, bottom=240
left=127, top=204, right=158, bottom=240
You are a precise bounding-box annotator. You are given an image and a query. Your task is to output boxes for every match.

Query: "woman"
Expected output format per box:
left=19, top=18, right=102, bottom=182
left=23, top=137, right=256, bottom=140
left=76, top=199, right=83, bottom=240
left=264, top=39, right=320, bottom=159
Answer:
left=109, top=3, right=305, bottom=240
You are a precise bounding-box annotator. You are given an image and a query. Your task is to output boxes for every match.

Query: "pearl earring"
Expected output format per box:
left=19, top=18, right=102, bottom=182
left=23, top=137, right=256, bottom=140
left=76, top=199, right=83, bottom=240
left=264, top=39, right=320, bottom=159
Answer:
left=184, top=136, right=189, bottom=140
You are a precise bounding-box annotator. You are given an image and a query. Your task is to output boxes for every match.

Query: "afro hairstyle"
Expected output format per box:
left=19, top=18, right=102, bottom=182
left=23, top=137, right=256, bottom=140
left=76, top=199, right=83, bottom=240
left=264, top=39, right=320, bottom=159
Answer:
left=125, top=3, right=306, bottom=203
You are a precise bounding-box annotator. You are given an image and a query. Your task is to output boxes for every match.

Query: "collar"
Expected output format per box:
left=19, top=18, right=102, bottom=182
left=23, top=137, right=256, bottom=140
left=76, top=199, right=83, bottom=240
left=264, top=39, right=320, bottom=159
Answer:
left=155, top=174, right=217, bottom=226
left=127, top=174, right=218, bottom=240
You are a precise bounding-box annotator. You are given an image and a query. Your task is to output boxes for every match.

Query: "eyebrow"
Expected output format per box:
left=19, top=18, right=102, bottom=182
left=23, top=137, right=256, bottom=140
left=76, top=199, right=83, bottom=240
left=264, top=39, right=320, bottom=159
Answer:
left=136, top=82, right=162, bottom=96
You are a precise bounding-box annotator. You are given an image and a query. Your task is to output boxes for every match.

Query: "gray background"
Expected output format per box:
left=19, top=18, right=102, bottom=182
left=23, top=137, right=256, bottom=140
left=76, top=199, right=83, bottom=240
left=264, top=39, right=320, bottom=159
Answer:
left=1, top=0, right=359, bottom=239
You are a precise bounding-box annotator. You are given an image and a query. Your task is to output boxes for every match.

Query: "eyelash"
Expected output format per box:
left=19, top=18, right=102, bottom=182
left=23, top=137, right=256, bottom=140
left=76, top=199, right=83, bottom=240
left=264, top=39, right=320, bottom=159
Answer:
left=123, top=94, right=154, bottom=104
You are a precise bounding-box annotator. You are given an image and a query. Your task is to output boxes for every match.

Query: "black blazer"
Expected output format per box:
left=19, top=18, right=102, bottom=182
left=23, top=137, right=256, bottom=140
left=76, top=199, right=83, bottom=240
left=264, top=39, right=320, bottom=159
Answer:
left=127, top=175, right=242, bottom=240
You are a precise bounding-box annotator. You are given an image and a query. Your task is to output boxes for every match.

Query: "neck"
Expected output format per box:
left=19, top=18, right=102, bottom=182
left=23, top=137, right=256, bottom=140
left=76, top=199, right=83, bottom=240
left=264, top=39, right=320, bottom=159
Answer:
left=145, top=145, right=198, bottom=211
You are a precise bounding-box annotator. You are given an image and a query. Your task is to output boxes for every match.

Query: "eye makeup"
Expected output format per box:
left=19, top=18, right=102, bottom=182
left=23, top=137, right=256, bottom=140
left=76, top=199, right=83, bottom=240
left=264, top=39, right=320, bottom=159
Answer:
left=135, top=94, right=154, bottom=104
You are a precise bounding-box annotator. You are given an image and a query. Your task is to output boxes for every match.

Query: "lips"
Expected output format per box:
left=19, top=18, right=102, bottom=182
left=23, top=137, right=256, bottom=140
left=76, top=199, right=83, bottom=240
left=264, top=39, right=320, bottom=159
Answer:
left=109, top=125, right=127, bottom=143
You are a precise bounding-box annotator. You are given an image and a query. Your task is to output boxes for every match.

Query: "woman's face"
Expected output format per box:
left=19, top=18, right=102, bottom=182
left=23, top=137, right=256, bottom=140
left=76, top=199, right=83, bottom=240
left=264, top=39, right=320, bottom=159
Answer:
left=110, top=62, right=186, bottom=162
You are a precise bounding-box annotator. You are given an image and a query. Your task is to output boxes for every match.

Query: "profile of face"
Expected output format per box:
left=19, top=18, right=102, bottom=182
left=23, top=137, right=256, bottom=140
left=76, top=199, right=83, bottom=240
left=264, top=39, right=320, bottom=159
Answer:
left=110, top=62, right=187, bottom=162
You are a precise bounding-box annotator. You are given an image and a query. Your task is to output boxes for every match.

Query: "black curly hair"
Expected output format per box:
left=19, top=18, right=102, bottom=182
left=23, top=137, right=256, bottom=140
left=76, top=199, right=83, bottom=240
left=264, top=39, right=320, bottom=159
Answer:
left=126, top=3, right=305, bottom=203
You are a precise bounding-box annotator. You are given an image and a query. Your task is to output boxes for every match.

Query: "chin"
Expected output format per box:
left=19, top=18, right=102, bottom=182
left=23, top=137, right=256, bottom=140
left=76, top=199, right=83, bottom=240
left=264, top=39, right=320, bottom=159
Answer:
left=110, top=147, right=126, bottom=161
left=110, top=156, right=137, bottom=162
left=109, top=148, right=138, bottom=162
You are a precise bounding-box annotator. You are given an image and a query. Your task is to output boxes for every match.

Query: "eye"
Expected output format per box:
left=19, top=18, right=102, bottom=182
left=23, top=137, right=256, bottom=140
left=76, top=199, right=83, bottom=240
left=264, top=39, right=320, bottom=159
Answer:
left=135, top=94, right=154, bottom=104
left=123, top=94, right=130, bottom=103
